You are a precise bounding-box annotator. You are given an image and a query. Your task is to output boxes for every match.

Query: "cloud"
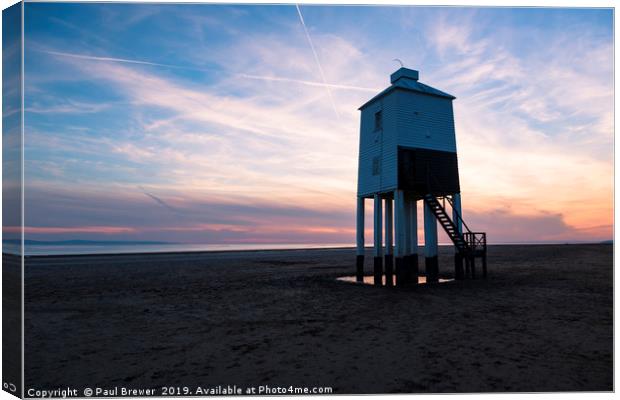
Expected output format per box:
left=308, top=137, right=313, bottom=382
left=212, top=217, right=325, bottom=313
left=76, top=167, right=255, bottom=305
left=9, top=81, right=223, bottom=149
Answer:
left=295, top=4, right=339, bottom=119
left=22, top=6, right=613, bottom=245
left=417, top=9, right=613, bottom=235
left=460, top=208, right=610, bottom=243
left=33, top=39, right=368, bottom=208
left=429, top=11, right=488, bottom=59
left=22, top=182, right=356, bottom=243
left=40, top=49, right=378, bottom=93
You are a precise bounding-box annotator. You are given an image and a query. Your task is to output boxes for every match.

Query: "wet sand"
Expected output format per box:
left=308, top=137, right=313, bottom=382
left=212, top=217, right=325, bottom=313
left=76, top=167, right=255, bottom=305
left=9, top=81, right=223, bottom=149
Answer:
left=23, top=244, right=612, bottom=393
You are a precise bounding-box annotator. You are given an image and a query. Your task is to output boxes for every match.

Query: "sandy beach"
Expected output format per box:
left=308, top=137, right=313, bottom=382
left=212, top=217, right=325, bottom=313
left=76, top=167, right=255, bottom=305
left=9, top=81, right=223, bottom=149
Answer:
left=23, top=244, right=612, bottom=394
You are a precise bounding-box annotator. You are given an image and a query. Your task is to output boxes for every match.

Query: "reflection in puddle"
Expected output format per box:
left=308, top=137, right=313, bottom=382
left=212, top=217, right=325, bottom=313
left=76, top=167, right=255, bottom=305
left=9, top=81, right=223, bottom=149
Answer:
left=337, top=275, right=453, bottom=286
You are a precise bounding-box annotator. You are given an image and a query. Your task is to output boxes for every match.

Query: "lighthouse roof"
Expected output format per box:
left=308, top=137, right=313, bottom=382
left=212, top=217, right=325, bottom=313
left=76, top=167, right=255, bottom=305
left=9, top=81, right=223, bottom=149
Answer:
left=359, top=68, right=455, bottom=110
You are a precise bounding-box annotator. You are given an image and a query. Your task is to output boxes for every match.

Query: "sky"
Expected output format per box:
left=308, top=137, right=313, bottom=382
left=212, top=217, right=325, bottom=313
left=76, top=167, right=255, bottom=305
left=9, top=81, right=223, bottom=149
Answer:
left=17, top=3, right=613, bottom=245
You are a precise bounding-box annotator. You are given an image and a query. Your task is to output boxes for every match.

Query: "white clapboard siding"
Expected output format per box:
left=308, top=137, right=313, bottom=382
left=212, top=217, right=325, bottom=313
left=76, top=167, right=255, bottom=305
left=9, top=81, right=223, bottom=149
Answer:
left=393, top=89, right=457, bottom=153
left=357, top=68, right=457, bottom=197
left=357, top=95, right=399, bottom=197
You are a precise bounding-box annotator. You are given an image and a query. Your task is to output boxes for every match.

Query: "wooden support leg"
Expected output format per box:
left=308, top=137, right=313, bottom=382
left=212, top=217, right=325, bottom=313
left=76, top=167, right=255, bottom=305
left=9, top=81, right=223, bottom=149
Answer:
left=394, top=190, right=408, bottom=287
left=356, top=255, right=364, bottom=282
left=424, top=198, right=439, bottom=283
left=384, top=254, right=394, bottom=287
left=482, top=254, right=487, bottom=279
left=408, top=195, right=418, bottom=285
left=454, top=252, right=464, bottom=280
left=373, top=194, right=383, bottom=286
left=471, top=256, right=476, bottom=279
left=356, top=197, right=365, bottom=282
left=373, top=257, right=383, bottom=286
left=410, top=254, right=419, bottom=285
left=384, top=197, right=393, bottom=287
left=465, top=256, right=471, bottom=278
left=426, top=256, right=439, bottom=283
left=395, top=257, right=405, bottom=286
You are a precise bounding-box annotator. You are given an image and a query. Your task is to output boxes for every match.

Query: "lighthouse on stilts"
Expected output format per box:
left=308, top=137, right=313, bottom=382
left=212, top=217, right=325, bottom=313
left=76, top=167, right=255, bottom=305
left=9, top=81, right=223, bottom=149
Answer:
left=355, top=67, right=487, bottom=286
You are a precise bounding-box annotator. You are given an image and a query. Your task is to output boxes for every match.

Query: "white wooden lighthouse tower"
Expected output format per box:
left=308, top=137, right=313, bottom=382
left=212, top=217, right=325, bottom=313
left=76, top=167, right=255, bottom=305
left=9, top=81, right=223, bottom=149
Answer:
left=355, top=67, right=486, bottom=286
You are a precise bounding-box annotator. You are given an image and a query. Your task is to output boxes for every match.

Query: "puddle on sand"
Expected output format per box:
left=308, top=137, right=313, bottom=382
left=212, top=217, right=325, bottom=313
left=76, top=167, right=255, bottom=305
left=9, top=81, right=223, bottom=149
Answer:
left=337, top=275, right=453, bottom=286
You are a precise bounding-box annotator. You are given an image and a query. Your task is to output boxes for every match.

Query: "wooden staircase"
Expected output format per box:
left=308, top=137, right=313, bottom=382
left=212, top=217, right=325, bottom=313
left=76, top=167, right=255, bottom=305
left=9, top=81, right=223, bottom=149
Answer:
left=423, top=193, right=487, bottom=277
left=423, top=194, right=469, bottom=252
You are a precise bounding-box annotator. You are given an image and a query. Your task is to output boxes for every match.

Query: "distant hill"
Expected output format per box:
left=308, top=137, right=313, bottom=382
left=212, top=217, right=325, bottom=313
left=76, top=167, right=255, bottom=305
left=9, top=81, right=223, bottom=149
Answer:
left=3, top=239, right=174, bottom=246
left=600, top=240, right=613, bottom=245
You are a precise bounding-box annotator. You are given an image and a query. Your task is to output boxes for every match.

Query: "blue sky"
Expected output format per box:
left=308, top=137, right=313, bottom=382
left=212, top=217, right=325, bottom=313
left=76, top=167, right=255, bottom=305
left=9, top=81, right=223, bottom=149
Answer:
left=20, top=4, right=613, bottom=244
left=2, top=2, right=22, bottom=244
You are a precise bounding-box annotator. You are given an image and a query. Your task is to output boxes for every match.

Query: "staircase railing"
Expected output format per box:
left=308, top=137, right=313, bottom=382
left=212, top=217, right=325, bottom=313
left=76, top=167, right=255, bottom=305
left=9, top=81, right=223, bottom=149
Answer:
left=444, top=195, right=473, bottom=235
left=464, top=232, right=487, bottom=254
left=423, top=194, right=468, bottom=250
left=425, top=168, right=473, bottom=235
left=424, top=167, right=486, bottom=256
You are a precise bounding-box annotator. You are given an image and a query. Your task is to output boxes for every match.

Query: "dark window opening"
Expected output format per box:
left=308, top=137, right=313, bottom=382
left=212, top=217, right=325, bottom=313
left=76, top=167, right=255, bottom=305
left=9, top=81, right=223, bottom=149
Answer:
left=374, top=110, right=382, bottom=131
left=372, top=157, right=381, bottom=176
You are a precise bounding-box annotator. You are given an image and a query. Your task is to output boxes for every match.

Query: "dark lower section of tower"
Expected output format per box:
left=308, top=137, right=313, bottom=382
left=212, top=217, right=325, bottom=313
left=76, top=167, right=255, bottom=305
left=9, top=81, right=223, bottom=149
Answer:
left=397, top=146, right=460, bottom=197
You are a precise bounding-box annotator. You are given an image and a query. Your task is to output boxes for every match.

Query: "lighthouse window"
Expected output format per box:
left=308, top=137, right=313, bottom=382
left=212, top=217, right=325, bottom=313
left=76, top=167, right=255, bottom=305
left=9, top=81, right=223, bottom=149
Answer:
left=372, top=156, right=381, bottom=175
left=374, top=110, right=383, bottom=131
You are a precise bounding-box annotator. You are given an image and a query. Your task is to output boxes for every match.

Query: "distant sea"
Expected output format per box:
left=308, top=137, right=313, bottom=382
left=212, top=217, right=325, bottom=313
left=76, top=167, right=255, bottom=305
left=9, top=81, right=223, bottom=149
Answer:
left=2, top=240, right=354, bottom=256
left=2, top=239, right=612, bottom=256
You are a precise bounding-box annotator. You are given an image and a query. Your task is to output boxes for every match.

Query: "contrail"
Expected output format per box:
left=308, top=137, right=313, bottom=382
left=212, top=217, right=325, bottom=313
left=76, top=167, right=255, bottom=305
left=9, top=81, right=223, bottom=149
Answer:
left=295, top=4, right=341, bottom=120
left=138, top=186, right=179, bottom=213
left=238, top=72, right=378, bottom=92
left=43, top=50, right=185, bottom=70
left=40, top=49, right=379, bottom=93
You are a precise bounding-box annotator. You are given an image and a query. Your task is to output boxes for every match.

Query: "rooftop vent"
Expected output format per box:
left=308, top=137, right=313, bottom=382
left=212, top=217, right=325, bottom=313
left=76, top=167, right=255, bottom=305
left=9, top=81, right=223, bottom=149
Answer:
left=390, top=67, right=419, bottom=84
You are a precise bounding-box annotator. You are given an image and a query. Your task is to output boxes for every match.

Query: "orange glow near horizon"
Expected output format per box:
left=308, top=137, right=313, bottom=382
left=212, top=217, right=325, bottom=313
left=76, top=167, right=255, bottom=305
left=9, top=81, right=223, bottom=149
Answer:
left=16, top=5, right=612, bottom=245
